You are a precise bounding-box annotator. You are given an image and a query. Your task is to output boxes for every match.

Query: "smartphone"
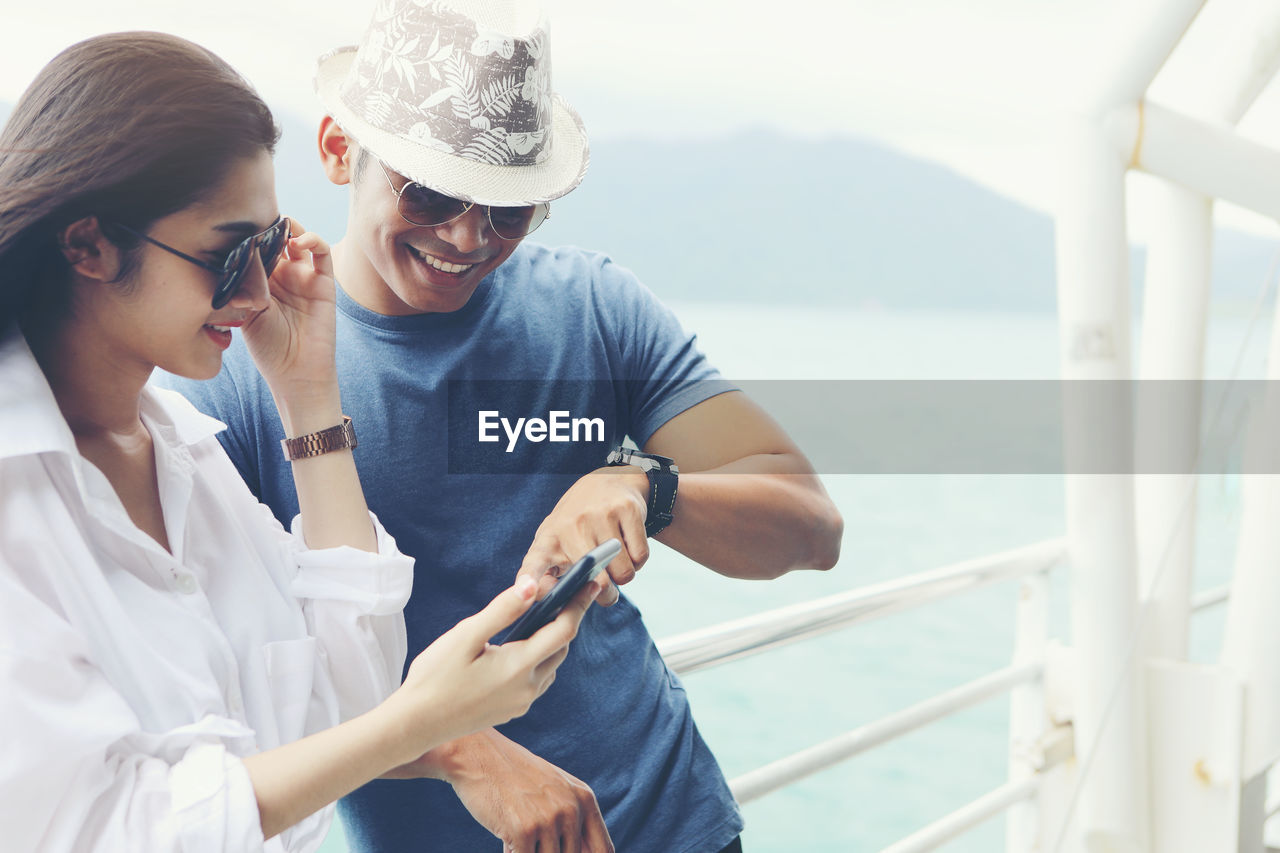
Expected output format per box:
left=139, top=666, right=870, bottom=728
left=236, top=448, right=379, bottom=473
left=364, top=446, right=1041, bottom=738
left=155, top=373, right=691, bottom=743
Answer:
left=499, top=538, right=622, bottom=643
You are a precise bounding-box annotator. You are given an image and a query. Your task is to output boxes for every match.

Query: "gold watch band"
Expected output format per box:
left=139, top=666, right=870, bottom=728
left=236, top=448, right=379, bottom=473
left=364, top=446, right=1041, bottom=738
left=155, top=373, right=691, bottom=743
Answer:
left=280, top=416, right=357, bottom=461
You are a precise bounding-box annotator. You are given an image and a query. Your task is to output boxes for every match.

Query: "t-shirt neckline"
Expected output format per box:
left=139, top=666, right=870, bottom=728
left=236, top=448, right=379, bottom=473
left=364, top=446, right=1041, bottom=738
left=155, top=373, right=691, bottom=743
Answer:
left=335, top=270, right=497, bottom=332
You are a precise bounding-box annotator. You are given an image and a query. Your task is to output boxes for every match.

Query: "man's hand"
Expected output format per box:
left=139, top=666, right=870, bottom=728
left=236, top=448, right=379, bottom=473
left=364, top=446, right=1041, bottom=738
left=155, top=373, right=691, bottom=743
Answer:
left=389, top=729, right=613, bottom=853
left=516, top=467, right=654, bottom=606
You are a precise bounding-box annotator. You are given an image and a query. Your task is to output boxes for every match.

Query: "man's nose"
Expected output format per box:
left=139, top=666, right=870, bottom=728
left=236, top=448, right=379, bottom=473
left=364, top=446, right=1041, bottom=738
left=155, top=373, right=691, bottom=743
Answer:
left=432, top=205, right=491, bottom=254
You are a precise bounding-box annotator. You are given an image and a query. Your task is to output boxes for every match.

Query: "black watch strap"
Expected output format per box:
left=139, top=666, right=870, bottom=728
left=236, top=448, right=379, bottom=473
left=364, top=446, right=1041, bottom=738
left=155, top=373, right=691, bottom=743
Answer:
left=606, top=447, right=679, bottom=537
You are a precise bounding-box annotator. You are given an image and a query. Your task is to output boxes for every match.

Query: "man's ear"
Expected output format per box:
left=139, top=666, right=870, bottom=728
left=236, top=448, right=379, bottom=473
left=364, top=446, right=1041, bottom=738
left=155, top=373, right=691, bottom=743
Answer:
left=58, top=216, right=121, bottom=282
left=319, top=115, right=354, bottom=186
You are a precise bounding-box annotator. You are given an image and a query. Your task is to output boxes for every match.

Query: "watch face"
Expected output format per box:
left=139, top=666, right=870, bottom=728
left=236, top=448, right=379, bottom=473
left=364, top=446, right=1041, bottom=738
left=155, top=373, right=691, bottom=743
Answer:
left=608, top=448, right=676, bottom=470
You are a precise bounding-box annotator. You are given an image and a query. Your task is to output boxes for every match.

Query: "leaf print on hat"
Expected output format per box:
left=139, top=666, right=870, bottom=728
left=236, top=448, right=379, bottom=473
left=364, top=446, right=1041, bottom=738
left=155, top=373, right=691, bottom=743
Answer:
left=364, top=90, right=397, bottom=127
left=460, top=127, right=515, bottom=165
left=445, top=53, right=482, bottom=128
left=407, top=122, right=453, bottom=153
left=507, top=130, right=546, bottom=156
left=420, top=86, right=456, bottom=111
left=525, top=31, right=544, bottom=60
left=325, top=0, right=579, bottom=185
left=472, top=29, right=515, bottom=59
left=520, top=64, right=549, bottom=103
left=420, top=30, right=454, bottom=83
left=481, top=74, right=522, bottom=119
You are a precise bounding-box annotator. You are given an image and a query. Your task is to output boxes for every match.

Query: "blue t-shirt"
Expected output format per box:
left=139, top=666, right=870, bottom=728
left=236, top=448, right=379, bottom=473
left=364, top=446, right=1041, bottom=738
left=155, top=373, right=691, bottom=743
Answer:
left=162, top=242, right=743, bottom=853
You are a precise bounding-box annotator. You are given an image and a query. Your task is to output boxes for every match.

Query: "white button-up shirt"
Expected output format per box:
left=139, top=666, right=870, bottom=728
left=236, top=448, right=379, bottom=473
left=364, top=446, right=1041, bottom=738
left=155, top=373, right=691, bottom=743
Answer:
left=0, top=332, right=414, bottom=852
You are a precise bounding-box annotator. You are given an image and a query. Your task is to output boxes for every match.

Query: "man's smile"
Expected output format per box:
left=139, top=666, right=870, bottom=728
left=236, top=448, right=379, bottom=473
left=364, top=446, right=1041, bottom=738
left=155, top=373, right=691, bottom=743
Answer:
left=406, top=244, right=477, bottom=275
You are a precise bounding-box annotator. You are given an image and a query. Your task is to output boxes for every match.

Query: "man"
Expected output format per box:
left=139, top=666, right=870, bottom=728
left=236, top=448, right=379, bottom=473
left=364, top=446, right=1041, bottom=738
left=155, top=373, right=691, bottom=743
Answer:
left=168, top=1, right=842, bottom=850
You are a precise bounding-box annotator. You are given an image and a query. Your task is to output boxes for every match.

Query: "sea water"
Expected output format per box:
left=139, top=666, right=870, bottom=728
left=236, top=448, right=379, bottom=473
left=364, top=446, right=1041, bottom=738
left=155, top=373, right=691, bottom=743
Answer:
left=318, top=304, right=1266, bottom=852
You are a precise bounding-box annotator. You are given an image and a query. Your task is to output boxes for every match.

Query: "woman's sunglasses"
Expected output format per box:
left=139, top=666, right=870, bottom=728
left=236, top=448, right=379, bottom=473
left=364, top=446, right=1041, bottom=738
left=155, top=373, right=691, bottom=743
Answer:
left=379, top=162, right=549, bottom=240
left=111, top=216, right=291, bottom=309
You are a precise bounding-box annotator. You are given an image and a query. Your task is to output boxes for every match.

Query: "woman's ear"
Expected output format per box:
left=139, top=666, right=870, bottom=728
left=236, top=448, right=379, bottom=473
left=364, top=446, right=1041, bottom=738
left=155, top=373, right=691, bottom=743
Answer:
left=58, top=216, right=121, bottom=281
left=318, top=115, right=354, bottom=186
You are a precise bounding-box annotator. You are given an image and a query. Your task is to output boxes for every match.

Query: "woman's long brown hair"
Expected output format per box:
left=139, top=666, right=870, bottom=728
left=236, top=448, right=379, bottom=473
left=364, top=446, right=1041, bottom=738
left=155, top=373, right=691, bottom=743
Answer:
left=0, top=32, right=281, bottom=340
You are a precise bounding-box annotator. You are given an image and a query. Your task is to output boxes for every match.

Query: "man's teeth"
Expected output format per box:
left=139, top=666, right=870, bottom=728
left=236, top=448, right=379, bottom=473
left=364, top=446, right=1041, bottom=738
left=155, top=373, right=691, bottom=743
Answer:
left=410, top=246, right=474, bottom=274
left=208, top=325, right=231, bottom=332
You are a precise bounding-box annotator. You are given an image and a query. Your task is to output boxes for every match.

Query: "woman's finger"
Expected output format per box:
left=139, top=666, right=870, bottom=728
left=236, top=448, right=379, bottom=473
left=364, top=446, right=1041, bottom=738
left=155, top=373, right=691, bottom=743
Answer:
left=519, top=582, right=596, bottom=659
left=532, top=644, right=571, bottom=684
left=455, top=577, right=538, bottom=651
left=286, top=229, right=334, bottom=278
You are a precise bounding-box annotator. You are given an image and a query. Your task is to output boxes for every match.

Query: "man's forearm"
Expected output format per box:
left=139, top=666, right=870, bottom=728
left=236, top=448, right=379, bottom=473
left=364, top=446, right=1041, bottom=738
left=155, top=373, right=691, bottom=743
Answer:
left=656, top=452, right=843, bottom=579
left=382, top=728, right=495, bottom=781
left=381, top=727, right=615, bottom=852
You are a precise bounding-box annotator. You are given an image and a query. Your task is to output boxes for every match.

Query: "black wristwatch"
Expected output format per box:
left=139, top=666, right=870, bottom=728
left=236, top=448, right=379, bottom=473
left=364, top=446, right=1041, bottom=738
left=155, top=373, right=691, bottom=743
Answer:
left=606, top=447, right=679, bottom=537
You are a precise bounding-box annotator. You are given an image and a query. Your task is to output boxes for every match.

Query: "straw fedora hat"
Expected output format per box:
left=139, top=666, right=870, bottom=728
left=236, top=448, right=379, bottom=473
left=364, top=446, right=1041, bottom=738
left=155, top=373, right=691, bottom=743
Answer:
left=315, top=0, right=589, bottom=206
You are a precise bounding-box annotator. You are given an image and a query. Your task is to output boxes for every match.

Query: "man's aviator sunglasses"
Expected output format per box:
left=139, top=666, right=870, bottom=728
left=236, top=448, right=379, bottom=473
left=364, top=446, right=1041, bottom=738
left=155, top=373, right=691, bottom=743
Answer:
left=379, top=162, right=549, bottom=240
left=111, top=216, right=291, bottom=309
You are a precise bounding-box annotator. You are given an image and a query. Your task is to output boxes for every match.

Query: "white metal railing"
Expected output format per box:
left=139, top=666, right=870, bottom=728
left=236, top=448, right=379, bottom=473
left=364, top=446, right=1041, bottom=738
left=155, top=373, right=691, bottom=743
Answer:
left=728, top=661, right=1043, bottom=805
left=657, top=538, right=1067, bottom=675
left=655, top=535, right=1227, bottom=849
left=652, top=538, right=1068, bottom=851
left=883, top=777, right=1041, bottom=853
left=1191, top=583, right=1230, bottom=612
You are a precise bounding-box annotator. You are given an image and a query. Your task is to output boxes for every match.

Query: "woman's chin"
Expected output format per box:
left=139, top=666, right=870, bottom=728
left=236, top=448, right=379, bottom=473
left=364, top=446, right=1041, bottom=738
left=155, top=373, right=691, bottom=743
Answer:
left=158, top=353, right=224, bottom=383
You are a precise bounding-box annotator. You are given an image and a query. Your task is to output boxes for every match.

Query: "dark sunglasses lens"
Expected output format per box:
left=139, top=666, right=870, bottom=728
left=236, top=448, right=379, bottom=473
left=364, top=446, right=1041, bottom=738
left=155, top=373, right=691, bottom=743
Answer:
left=210, top=219, right=290, bottom=309
left=259, top=218, right=290, bottom=275
left=399, top=184, right=469, bottom=226
left=488, top=204, right=547, bottom=240
left=211, top=241, right=254, bottom=309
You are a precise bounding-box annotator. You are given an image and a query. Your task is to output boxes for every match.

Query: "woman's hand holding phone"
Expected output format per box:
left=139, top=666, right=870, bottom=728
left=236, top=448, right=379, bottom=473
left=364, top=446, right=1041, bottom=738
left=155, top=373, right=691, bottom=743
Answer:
left=379, top=575, right=601, bottom=766
left=244, top=567, right=602, bottom=840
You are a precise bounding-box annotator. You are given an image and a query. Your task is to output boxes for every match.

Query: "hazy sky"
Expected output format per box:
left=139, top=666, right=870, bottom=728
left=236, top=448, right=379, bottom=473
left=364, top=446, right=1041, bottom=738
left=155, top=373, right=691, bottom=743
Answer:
left=2, top=0, right=1279, bottom=238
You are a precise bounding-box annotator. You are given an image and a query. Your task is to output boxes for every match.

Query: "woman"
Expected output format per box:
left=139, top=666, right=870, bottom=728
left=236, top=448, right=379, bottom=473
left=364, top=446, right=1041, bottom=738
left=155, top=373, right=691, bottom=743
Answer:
left=0, top=31, right=596, bottom=852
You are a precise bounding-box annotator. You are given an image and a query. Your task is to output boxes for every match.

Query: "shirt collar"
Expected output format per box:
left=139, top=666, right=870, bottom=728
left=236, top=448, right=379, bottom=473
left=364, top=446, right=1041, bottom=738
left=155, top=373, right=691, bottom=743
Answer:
left=145, top=386, right=226, bottom=447
left=0, top=330, right=226, bottom=463
left=0, top=331, right=79, bottom=461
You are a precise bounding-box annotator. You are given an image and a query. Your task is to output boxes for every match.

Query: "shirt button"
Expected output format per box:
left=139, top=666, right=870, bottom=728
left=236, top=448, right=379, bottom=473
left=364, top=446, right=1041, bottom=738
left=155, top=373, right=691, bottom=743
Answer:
left=175, top=574, right=198, bottom=595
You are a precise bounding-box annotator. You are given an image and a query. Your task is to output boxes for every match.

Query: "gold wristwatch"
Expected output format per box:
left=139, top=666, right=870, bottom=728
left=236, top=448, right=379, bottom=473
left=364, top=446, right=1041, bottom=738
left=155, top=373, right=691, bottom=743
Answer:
left=280, top=416, right=357, bottom=461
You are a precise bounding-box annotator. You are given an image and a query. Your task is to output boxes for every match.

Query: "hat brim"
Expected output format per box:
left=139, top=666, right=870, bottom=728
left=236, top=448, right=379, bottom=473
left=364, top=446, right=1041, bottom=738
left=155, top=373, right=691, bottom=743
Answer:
left=315, top=46, right=589, bottom=207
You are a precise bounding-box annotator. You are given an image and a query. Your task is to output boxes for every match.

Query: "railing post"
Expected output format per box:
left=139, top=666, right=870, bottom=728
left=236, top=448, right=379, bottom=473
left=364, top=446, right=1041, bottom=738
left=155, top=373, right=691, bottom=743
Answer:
left=1134, top=180, right=1210, bottom=663
left=1007, top=571, right=1050, bottom=851
left=1133, top=4, right=1280, bottom=843
left=1054, top=114, right=1149, bottom=851
left=1219, top=292, right=1280, bottom=850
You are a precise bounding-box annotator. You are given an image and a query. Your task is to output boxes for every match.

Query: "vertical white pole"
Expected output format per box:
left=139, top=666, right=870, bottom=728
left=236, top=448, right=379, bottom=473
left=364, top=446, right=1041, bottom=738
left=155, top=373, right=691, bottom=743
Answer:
left=1134, top=4, right=1280, bottom=846
left=1007, top=572, right=1050, bottom=851
left=1221, top=293, right=1280, bottom=788
left=1055, top=116, right=1149, bottom=851
left=1041, top=5, right=1208, bottom=847
left=1134, top=183, right=1211, bottom=662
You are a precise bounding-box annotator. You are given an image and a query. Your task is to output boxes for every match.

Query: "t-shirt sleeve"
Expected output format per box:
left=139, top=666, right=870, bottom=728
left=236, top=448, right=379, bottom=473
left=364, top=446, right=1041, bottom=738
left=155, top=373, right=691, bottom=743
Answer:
left=592, top=256, right=736, bottom=447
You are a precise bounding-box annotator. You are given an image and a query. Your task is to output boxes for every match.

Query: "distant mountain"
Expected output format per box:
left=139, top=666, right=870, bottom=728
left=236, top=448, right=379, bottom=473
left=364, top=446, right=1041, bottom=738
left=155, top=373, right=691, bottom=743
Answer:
left=5, top=100, right=1276, bottom=313
left=527, top=130, right=1279, bottom=313
left=535, top=130, right=1061, bottom=311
